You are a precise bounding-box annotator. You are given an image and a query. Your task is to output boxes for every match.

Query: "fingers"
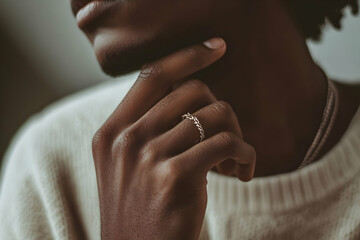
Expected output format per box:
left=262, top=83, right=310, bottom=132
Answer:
left=153, top=100, right=242, bottom=156
left=136, top=79, right=217, bottom=136
left=172, top=131, right=256, bottom=182
left=108, top=38, right=226, bottom=126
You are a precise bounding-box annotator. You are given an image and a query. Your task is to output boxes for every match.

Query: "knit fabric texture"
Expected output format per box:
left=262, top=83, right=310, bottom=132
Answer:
left=1, top=75, right=360, bottom=240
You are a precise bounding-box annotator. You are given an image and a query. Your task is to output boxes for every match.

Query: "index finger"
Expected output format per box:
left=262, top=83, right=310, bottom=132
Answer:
left=110, top=38, right=226, bottom=125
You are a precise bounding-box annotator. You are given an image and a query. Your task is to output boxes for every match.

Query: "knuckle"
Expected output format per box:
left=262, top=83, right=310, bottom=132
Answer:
left=92, top=125, right=117, bottom=167
left=119, top=128, right=138, bottom=146
left=210, top=100, right=235, bottom=121
left=138, top=63, right=162, bottom=82
left=175, top=79, right=211, bottom=100
left=112, top=125, right=140, bottom=155
left=92, top=125, right=114, bottom=151
left=163, top=161, right=187, bottom=185
left=139, top=141, right=159, bottom=163
left=92, top=129, right=105, bottom=150
left=189, top=79, right=209, bottom=91
left=184, top=79, right=209, bottom=93
left=186, top=79, right=204, bottom=88
left=214, top=100, right=233, bottom=115
left=91, top=129, right=105, bottom=164
left=218, top=131, right=237, bottom=148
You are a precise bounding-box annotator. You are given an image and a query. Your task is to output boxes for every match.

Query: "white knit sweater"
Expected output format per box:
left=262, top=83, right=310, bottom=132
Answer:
left=1, top=75, right=360, bottom=240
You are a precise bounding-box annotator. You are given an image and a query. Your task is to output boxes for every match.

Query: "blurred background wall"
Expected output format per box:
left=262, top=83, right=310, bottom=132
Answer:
left=0, top=1, right=359, bottom=167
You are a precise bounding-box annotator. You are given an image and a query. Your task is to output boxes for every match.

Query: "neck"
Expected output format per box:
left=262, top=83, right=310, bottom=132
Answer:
left=200, top=0, right=328, bottom=177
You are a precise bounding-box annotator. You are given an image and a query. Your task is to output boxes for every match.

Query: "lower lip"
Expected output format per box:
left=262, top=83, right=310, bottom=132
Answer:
left=76, top=1, right=114, bottom=29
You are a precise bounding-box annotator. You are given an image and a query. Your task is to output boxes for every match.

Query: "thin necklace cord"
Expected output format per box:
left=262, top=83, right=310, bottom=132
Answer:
left=297, top=78, right=339, bottom=169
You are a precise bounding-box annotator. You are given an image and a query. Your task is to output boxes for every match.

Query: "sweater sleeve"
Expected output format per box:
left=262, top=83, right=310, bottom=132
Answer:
left=0, top=116, right=55, bottom=239
left=0, top=77, right=135, bottom=240
left=0, top=115, right=90, bottom=240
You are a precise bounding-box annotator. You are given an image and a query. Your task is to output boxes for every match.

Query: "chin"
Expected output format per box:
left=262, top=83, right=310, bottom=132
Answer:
left=92, top=28, right=211, bottom=77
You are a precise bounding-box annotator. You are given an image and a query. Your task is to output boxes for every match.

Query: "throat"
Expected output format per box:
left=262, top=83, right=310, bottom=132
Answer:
left=198, top=0, right=331, bottom=177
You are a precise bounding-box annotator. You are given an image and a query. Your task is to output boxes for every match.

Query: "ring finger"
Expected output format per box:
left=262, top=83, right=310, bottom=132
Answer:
left=152, top=101, right=243, bottom=175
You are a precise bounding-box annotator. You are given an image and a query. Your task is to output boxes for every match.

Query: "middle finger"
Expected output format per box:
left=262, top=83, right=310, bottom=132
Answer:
left=135, top=79, right=217, bottom=136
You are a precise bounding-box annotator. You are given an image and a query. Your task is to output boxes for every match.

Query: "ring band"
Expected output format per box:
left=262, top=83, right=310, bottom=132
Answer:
left=181, top=113, right=205, bottom=143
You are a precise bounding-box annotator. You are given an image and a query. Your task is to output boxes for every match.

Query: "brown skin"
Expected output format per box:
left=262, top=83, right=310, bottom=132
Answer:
left=79, top=0, right=360, bottom=238
left=92, top=40, right=256, bottom=239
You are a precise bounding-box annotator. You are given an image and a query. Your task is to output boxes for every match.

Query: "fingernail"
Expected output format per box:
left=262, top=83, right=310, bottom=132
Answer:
left=203, top=38, right=225, bottom=50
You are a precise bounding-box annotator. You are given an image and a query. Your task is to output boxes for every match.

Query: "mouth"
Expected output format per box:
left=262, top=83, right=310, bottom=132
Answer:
left=71, top=0, right=116, bottom=29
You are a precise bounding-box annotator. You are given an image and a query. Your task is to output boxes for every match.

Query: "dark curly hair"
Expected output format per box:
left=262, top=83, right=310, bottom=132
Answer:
left=285, top=0, right=359, bottom=40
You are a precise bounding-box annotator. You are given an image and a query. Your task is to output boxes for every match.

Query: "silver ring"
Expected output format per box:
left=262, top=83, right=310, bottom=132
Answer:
left=181, top=113, right=205, bottom=143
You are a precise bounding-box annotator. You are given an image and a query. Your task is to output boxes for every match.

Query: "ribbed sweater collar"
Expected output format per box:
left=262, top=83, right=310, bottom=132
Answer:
left=207, top=106, right=360, bottom=213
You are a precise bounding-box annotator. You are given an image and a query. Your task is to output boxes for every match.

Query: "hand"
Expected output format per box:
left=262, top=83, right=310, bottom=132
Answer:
left=92, top=38, right=256, bottom=240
